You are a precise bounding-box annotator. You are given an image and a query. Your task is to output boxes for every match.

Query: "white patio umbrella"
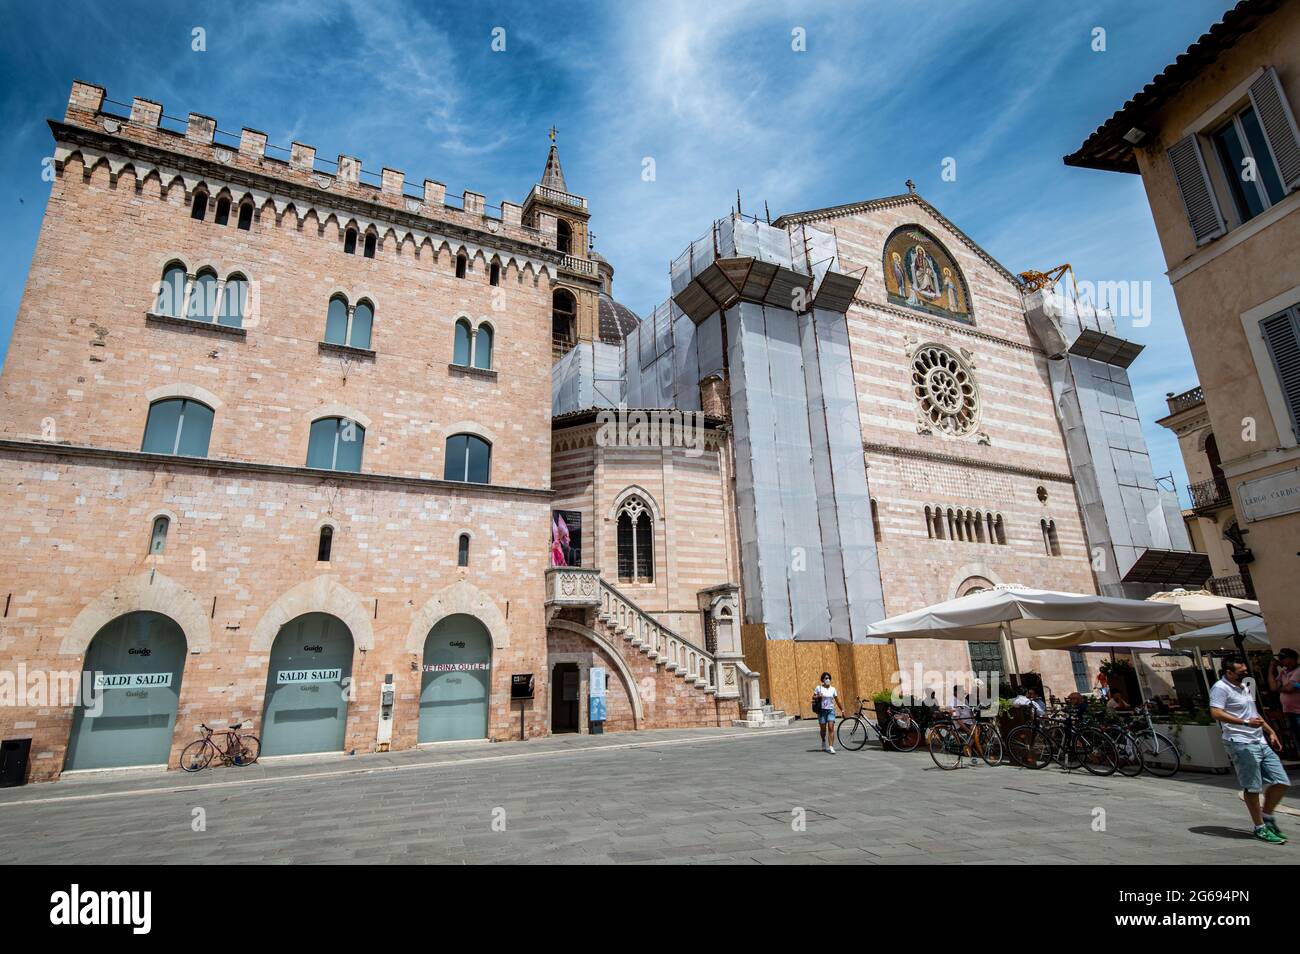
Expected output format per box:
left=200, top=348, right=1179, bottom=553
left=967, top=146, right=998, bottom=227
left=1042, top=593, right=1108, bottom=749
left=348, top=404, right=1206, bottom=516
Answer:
left=865, top=585, right=1186, bottom=670
left=1168, top=613, right=1269, bottom=651
left=1146, top=588, right=1260, bottom=632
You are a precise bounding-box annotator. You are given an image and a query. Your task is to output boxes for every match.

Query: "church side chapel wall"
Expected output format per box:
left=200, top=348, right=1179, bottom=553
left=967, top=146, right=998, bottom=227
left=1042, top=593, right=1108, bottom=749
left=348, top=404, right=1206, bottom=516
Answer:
left=549, top=425, right=734, bottom=648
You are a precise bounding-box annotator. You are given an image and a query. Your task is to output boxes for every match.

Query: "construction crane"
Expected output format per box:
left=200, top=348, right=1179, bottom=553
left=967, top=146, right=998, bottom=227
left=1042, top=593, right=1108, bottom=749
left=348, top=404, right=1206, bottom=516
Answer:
left=1018, top=263, right=1075, bottom=294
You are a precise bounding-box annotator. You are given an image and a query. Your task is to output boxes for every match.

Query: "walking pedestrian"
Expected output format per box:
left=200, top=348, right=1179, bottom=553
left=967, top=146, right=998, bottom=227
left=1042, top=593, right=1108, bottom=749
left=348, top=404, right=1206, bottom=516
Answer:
left=1210, top=658, right=1290, bottom=844
left=812, top=672, right=845, bottom=754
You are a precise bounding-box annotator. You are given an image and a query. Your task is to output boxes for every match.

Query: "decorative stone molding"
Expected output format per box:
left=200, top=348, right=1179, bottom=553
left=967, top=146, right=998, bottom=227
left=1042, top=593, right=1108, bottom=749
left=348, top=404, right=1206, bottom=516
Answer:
left=545, top=567, right=601, bottom=608
left=144, top=382, right=224, bottom=410
left=403, top=579, right=511, bottom=654
left=59, top=572, right=212, bottom=656
left=911, top=342, right=980, bottom=438
left=249, top=575, right=375, bottom=652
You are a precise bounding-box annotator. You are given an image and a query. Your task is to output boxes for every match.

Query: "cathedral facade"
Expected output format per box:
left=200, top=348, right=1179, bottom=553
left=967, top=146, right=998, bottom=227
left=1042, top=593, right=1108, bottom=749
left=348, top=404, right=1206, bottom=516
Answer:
left=0, top=81, right=1191, bottom=779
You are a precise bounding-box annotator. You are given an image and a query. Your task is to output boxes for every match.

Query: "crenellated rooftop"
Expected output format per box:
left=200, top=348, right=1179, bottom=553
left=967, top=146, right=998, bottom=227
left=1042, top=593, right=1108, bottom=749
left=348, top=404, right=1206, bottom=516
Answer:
left=56, top=80, right=564, bottom=256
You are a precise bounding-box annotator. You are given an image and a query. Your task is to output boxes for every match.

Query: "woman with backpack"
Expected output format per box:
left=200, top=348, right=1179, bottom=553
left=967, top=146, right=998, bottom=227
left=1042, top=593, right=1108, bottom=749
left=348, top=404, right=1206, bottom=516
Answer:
left=813, top=672, right=846, bottom=753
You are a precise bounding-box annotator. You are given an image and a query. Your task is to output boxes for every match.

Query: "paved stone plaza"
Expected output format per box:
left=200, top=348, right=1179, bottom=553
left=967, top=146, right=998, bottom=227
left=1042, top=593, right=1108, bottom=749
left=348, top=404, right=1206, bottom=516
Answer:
left=2, top=723, right=1297, bottom=865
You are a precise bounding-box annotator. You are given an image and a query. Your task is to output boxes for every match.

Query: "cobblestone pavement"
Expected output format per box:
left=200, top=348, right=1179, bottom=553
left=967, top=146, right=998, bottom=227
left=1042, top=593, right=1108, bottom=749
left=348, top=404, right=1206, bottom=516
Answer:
left=2, top=723, right=1297, bottom=864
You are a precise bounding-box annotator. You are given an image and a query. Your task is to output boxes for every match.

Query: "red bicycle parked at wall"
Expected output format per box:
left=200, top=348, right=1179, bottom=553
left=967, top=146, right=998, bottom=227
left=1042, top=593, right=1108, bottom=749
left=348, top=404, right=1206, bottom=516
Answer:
left=179, top=721, right=261, bottom=772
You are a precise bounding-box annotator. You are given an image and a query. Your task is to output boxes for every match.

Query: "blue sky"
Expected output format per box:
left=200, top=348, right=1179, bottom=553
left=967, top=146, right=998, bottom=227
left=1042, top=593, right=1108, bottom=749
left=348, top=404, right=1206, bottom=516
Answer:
left=0, top=0, right=1235, bottom=502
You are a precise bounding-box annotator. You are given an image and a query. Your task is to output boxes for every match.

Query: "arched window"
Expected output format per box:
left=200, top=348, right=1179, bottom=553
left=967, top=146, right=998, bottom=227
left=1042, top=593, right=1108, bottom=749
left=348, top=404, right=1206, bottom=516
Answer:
left=350, top=300, right=374, bottom=350
left=363, top=232, right=377, bottom=259
left=557, top=219, right=573, bottom=255
left=156, top=262, right=187, bottom=317
left=474, top=324, right=493, bottom=370
left=552, top=289, right=576, bottom=352
left=344, top=227, right=358, bottom=255
left=187, top=269, right=218, bottom=322
left=924, top=505, right=934, bottom=539
left=219, top=273, right=248, bottom=328
left=149, top=515, right=169, bottom=555
left=444, top=433, right=491, bottom=483
left=190, top=189, right=208, bottom=221
left=1041, top=519, right=1061, bottom=556
left=616, top=497, right=654, bottom=583
left=871, top=498, right=881, bottom=543
left=457, top=533, right=470, bottom=567
left=325, top=296, right=350, bottom=345
left=307, top=417, right=365, bottom=472
left=214, top=196, right=231, bottom=226
left=994, top=514, right=1006, bottom=545
left=453, top=318, right=472, bottom=366
left=141, top=398, right=214, bottom=457
left=317, top=526, right=333, bottom=562
left=489, top=261, right=501, bottom=286
left=237, top=200, right=254, bottom=231
left=455, top=252, right=468, bottom=279
left=324, top=296, right=372, bottom=349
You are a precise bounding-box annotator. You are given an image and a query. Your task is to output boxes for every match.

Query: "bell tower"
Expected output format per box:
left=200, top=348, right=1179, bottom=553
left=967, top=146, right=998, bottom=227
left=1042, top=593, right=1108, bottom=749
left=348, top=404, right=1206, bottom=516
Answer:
left=522, top=128, right=601, bottom=360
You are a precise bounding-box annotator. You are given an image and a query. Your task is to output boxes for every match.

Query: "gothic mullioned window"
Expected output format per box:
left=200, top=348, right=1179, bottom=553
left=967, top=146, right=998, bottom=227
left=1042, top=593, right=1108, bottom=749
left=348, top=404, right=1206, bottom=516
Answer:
left=1041, top=518, right=1061, bottom=556
left=924, top=506, right=1006, bottom=545
left=324, top=295, right=373, bottom=350
left=616, top=496, right=654, bottom=583
left=911, top=344, right=979, bottom=437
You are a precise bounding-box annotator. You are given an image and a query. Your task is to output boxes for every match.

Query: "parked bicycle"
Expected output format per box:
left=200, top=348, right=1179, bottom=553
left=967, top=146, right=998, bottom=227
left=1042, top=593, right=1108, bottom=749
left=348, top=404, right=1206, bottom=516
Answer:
left=1006, top=704, right=1117, bottom=776
left=927, top=703, right=1004, bottom=769
left=1117, top=705, right=1181, bottom=778
left=837, top=698, right=923, bottom=752
left=180, top=721, right=261, bottom=772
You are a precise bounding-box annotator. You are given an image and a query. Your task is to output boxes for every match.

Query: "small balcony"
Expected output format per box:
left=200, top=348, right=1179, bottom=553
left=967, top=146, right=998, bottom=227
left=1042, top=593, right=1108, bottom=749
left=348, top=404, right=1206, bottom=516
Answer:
left=545, top=567, right=601, bottom=608
left=560, top=254, right=597, bottom=277
left=1188, top=476, right=1232, bottom=511
left=1208, top=574, right=1250, bottom=599
left=1165, top=386, right=1205, bottom=415
left=529, top=184, right=587, bottom=211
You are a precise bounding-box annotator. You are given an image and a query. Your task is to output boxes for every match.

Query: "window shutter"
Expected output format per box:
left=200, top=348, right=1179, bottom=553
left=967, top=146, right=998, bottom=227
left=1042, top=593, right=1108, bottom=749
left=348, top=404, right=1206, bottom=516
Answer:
left=1260, top=307, right=1300, bottom=442
left=1248, top=66, right=1300, bottom=191
left=1167, top=134, right=1226, bottom=245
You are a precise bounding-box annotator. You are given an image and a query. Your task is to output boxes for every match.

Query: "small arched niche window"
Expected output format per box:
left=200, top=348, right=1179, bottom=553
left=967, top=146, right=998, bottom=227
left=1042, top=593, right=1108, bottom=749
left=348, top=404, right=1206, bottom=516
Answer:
left=489, top=261, right=501, bottom=286
left=307, top=417, right=365, bottom=472
left=148, top=515, right=170, bottom=555
left=557, top=219, right=573, bottom=255
left=617, top=496, right=654, bottom=583
left=141, top=398, right=214, bottom=457
left=214, top=195, right=231, bottom=226
left=457, top=533, right=470, bottom=567
left=1041, top=518, right=1061, bottom=557
left=156, top=262, right=188, bottom=317
left=317, top=525, right=334, bottom=562
left=343, top=227, right=358, bottom=255
left=444, top=433, right=491, bottom=484
left=871, top=498, right=882, bottom=543
left=453, top=318, right=472, bottom=366
left=474, top=324, right=493, bottom=370
left=993, top=514, right=1006, bottom=546
left=363, top=232, right=377, bottom=259
left=190, top=189, right=208, bottom=221
left=187, top=268, right=218, bottom=322
left=237, top=200, right=254, bottom=231
left=552, top=289, right=576, bottom=352
left=455, top=252, right=468, bottom=279
left=218, top=273, right=248, bottom=328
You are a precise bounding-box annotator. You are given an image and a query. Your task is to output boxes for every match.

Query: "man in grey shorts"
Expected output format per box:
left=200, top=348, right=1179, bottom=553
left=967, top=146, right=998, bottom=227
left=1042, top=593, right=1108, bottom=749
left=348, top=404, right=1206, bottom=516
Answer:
left=1210, top=658, right=1290, bottom=844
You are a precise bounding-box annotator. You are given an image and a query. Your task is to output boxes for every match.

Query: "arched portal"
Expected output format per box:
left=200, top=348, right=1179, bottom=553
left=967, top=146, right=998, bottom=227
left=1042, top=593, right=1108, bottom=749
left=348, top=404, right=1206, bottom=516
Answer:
left=419, top=614, right=492, bottom=743
left=260, top=613, right=354, bottom=756
left=65, top=611, right=188, bottom=771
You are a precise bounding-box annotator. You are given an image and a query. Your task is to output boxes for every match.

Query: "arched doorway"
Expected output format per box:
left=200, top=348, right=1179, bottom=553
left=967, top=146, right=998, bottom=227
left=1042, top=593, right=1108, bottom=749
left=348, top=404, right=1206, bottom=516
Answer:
left=260, top=613, right=354, bottom=756
left=65, top=611, right=188, bottom=771
left=419, top=614, right=492, bottom=743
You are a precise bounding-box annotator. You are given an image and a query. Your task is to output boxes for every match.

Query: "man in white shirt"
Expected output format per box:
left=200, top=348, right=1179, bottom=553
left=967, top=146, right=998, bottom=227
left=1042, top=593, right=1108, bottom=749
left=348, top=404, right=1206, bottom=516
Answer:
left=1209, top=659, right=1290, bottom=845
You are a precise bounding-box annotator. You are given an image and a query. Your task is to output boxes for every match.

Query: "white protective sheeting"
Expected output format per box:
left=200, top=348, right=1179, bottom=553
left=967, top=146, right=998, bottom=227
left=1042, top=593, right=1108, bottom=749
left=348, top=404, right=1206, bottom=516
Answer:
left=866, top=584, right=1184, bottom=645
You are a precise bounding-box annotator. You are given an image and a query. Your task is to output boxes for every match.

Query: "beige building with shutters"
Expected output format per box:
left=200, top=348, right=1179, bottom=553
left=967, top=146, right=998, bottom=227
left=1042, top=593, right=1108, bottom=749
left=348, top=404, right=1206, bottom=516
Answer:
left=1067, top=0, right=1300, bottom=652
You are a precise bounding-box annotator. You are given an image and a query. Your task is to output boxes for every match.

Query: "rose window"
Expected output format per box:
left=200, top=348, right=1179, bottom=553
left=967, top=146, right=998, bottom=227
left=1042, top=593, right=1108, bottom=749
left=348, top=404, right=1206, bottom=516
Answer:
left=912, top=345, right=979, bottom=436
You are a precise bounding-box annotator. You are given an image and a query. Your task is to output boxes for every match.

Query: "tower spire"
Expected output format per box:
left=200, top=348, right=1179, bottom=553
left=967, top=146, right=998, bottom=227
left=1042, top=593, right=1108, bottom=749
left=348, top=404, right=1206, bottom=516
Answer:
left=541, top=126, right=567, bottom=192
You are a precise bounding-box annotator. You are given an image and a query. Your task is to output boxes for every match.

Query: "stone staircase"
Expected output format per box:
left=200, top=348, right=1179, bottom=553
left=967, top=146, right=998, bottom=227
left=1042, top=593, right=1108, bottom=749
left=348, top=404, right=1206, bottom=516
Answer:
left=732, top=703, right=795, bottom=729
left=545, top=568, right=763, bottom=725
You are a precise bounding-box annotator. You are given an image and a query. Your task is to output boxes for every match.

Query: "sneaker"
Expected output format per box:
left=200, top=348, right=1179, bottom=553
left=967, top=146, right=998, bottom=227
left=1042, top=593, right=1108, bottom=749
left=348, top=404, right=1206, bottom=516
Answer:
left=1254, top=826, right=1286, bottom=844
left=1265, top=820, right=1287, bottom=842
left=827, top=746, right=836, bottom=754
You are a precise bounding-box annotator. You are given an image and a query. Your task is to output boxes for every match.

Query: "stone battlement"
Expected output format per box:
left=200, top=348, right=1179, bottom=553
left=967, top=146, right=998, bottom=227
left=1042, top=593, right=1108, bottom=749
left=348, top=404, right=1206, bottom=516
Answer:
left=59, top=80, right=549, bottom=250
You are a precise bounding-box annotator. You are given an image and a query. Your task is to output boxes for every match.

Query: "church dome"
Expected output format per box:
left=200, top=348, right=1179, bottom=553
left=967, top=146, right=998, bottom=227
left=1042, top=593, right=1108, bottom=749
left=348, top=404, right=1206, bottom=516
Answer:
left=598, top=291, right=640, bottom=343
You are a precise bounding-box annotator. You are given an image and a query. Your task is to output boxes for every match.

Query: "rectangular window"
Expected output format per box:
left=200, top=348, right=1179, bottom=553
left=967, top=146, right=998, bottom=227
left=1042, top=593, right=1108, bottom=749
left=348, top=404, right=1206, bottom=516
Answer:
left=1070, top=650, right=1091, bottom=694
left=1213, top=105, right=1288, bottom=224
left=1260, top=305, right=1300, bottom=442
